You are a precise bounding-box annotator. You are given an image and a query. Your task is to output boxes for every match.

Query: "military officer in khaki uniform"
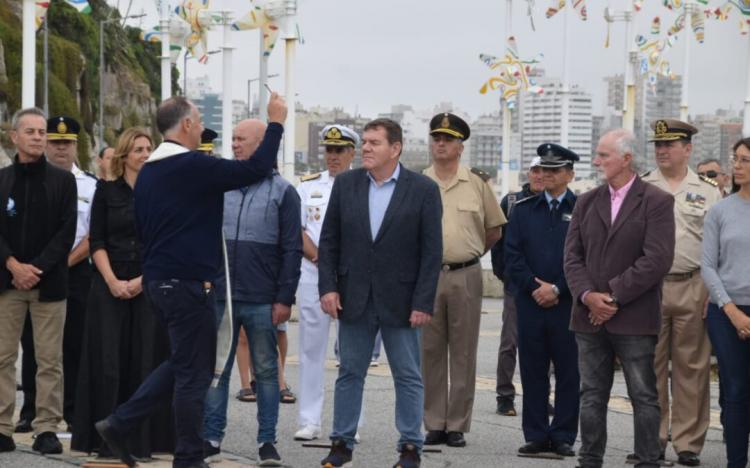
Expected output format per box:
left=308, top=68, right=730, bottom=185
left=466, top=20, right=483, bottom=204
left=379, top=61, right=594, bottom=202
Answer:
left=422, top=113, right=506, bottom=448
left=642, top=119, right=722, bottom=467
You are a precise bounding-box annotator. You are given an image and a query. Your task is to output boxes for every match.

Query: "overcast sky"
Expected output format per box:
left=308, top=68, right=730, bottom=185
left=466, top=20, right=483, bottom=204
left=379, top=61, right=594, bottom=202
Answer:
left=116, top=0, right=749, bottom=119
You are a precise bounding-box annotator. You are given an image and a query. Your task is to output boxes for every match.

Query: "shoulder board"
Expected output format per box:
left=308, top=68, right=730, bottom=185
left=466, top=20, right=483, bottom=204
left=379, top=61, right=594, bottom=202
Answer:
left=640, top=170, right=652, bottom=178
left=699, top=174, right=718, bottom=187
left=300, top=172, right=322, bottom=182
left=470, top=167, right=491, bottom=182
left=84, top=171, right=98, bottom=180
left=514, top=195, right=537, bottom=206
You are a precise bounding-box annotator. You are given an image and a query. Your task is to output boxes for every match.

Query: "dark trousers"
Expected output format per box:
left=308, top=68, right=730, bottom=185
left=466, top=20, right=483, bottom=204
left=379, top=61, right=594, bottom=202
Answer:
left=706, top=303, right=750, bottom=468
left=110, top=279, right=217, bottom=468
left=576, top=330, right=660, bottom=468
left=517, top=297, right=578, bottom=444
left=19, top=262, right=91, bottom=425
left=496, top=289, right=518, bottom=400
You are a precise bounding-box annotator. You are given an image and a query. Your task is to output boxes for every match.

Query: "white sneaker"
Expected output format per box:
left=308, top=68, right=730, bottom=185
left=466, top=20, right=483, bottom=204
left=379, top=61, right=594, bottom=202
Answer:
left=369, top=360, right=379, bottom=367
left=354, top=431, right=361, bottom=444
left=294, top=425, right=321, bottom=441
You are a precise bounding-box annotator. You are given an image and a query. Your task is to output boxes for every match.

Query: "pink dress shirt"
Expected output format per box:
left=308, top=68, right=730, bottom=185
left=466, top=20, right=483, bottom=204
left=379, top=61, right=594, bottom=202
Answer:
left=609, top=174, right=637, bottom=223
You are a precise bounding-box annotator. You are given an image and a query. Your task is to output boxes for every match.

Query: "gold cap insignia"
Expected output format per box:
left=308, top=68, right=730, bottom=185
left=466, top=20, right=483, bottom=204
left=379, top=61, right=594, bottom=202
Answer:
left=326, top=127, right=342, bottom=140
left=57, top=120, right=68, bottom=135
left=440, top=115, right=450, bottom=129
left=655, top=120, right=668, bottom=136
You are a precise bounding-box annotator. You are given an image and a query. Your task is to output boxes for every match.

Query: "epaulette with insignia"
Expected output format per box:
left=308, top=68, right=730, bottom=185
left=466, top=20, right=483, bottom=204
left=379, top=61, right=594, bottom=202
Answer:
left=640, top=170, right=652, bottom=178
left=300, top=172, right=322, bottom=182
left=514, top=194, right=538, bottom=206
left=699, top=174, right=718, bottom=187
left=470, top=167, right=491, bottom=182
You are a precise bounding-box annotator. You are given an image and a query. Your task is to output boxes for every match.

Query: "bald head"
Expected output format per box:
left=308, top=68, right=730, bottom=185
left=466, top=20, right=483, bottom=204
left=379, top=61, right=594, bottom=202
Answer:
left=232, top=119, right=267, bottom=160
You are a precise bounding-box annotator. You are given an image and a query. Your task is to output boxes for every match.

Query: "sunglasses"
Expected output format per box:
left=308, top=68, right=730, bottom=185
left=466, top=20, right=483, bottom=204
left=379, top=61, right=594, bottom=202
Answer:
left=697, top=170, right=722, bottom=178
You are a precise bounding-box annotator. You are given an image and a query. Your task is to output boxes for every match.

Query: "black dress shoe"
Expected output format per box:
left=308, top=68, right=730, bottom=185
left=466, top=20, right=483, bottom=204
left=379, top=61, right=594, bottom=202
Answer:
left=95, top=418, right=136, bottom=467
left=14, top=419, right=32, bottom=433
left=0, top=434, right=16, bottom=452
left=496, top=397, right=517, bottom=416
left=552, top=441, right=575, bottom=457
left=424, top=430, right=447, bottom=445
left=677, top=451, right=700, bottom=466
left=446, top=432, right=466, bottom=447
left=518, top=440, right=550, bottom=454
left=31, top=431, right=62, bottom=454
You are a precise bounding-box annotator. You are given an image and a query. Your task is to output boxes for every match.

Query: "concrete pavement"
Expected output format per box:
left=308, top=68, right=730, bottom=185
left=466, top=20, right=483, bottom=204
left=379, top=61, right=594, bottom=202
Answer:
left=2, top=298, right=727, bottom=467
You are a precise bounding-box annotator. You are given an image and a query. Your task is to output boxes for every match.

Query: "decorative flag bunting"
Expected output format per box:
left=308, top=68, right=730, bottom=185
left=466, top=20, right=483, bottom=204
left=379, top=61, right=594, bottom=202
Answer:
left=635, top=26, right=676, bottom=93
left=663, top=0, right=709, bottom=43
left=479, top=36, right=544, bottom=109
left=231, top=2, right=281, bottom=57
left=545, top=0, right=587, bottom=21
left=35, top=0, right=91, bottom=31
left=140, top=18, right=192, bottom=65
left=709, top=1, right=750, bottom=34
left=175, top=0, right=215, bottom=64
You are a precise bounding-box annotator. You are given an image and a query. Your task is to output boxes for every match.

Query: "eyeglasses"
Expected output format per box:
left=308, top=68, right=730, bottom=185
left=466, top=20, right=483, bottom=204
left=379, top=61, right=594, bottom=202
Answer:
left=731, top=155, right=750, bottom=166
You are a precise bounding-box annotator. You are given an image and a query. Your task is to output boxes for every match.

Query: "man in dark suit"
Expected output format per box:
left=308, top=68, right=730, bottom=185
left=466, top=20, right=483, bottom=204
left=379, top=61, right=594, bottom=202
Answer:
left=317, top=118, right=443, bottom=468
left=564, top=128, right=676, bottom=468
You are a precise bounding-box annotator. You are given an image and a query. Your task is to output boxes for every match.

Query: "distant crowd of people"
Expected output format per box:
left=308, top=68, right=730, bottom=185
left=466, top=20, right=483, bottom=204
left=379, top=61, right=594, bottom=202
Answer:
left=0, top=96, right=749, bottom=468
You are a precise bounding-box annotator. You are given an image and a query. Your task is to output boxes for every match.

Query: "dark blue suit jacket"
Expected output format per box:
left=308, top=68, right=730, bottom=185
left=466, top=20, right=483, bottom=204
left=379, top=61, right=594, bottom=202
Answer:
left=504, top=189, right=577, bottom=311
left=317, top=164, right=443, bottom=327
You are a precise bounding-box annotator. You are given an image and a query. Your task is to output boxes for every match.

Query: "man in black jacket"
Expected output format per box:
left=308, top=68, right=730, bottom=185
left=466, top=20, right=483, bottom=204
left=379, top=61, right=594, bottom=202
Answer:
left=0, top=107, right=77, bottom=454
left=491, top=157, right=545, bottom=416
left=317, top=118, right=443, bottom=468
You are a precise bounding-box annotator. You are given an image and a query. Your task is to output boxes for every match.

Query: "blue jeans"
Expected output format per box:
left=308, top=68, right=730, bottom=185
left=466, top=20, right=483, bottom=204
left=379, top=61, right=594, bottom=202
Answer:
left=332, top=312, right=423, bottom=452
left=335, top=328, right=382, bottom=361
left=110, top=279, right=217, bottom=468
left=706, top=303, right=750, bottom=468
left=203, top=301, right=279, bottom=444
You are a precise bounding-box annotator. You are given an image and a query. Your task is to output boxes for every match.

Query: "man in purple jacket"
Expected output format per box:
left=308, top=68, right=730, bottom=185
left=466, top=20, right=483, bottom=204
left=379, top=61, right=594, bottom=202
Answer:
left=564, top=129, right=675, bottom=468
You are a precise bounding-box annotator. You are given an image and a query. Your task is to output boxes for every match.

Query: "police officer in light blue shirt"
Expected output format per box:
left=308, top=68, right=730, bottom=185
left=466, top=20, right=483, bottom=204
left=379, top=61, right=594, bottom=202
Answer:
left=503, top=143, right=580, bottom=459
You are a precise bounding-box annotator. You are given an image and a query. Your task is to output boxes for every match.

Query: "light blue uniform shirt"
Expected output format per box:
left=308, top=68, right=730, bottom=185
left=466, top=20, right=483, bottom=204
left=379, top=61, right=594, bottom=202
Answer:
left=367, top=163, right=401, bottom=239
left=544, top=191, right=566, bottom=210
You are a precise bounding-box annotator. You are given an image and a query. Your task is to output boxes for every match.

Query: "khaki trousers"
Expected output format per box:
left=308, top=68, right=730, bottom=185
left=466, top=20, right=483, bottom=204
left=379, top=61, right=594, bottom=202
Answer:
left=0, top=289, right=65, bottom=436
left=422, top=263, right=482, bottom=433
left=655, top=273, right=711, bottom=454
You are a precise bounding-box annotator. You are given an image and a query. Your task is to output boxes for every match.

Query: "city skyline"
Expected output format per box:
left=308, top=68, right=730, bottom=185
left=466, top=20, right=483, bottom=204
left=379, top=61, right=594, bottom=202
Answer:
left=115, top=0, right=750, bottom=122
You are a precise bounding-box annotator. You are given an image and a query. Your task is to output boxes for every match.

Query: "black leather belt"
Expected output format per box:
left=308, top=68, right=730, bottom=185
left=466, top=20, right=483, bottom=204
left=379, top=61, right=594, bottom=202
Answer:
left=442, top=257, right=479, bottom=272
left=664, top=269, right=700, bottom=282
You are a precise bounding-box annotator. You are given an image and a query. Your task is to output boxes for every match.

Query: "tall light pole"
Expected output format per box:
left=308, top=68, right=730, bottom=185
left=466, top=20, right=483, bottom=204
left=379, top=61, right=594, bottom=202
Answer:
left=22, top=0, right=35, bottom=108
left=99, top=13, right=146, bottom=149
left=43, top=16, right=49, bottom=114
left=282, top=0, right=298, bottom=181
left=560, top=5, right=571, bottom=147
left=221, top=11, right=235, bottom=159
left=679, top=0, right=696, bottom=122
left=744, top=34, right=750, bottom=137
left=159, top=0, right=171, bottom=102
left=604, top=3, right=637, bottom=132
left=500, top=0, right=512, bottom=197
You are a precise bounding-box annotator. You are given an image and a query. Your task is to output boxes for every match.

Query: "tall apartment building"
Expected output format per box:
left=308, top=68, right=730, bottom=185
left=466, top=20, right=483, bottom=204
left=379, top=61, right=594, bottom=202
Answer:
left=519, top=76, right=593, bottom=179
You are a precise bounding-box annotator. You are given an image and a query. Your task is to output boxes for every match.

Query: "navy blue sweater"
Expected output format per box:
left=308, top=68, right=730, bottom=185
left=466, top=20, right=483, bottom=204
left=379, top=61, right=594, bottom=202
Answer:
left=134, top=123, right=283, bottom=283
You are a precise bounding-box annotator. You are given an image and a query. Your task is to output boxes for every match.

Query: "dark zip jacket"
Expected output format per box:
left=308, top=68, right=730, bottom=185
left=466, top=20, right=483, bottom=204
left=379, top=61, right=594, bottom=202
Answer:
left=0, top=155, right=77, bottom=301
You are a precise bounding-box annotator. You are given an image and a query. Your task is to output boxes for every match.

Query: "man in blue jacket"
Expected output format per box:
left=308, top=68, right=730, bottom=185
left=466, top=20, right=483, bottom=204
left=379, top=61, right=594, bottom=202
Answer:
left=96, top=95, right=287, bottom=468
left=504, top=143, right=580, bottom=459
left=202, top=118, right=302, bottom=466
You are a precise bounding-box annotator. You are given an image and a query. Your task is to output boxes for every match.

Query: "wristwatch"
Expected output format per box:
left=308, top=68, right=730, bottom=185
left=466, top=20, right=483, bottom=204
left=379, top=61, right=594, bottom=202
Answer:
left=609, top=294, right=620, bottom=307
left=551, top=284, right=560, bottom=297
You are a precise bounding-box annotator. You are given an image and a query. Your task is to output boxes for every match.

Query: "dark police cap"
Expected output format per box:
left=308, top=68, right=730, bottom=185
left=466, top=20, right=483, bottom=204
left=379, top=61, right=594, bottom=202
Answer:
left=198, top=128, right=218, bottom=153
left=429, top=112, right=470, bottom=141
left=536, top=143, right=579, bottom=168
left=47, top=116, right=80, bottom=141
left=649, top=119, right=698, bottom=142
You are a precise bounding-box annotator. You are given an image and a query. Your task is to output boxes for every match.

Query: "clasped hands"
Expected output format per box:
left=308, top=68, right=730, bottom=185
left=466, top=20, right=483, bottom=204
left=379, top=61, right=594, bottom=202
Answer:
left=320, top=291, right=431, bottom=328
left=584, top=291, right=619, bottom=326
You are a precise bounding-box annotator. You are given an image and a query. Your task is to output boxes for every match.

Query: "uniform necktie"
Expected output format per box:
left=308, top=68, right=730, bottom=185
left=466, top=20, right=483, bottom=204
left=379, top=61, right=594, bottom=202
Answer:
left=550, top=199, right=559, bottom=220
